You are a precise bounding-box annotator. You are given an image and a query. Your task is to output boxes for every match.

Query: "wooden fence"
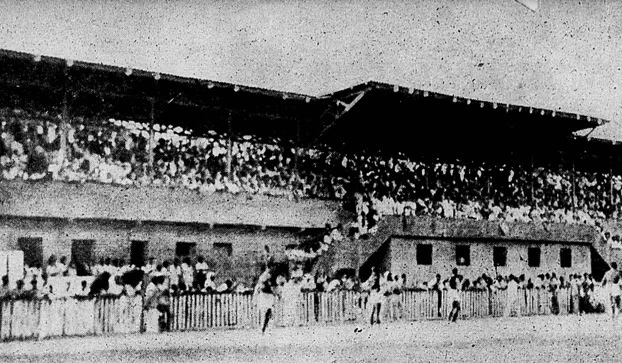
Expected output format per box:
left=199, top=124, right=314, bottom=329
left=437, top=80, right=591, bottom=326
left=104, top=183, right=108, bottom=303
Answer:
left=0, top=288, right=605, bottom=341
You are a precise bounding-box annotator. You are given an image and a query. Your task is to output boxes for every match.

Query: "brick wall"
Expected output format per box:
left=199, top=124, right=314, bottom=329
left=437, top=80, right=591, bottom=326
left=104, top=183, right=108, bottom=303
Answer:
left=0, top=218, right=310, bottom=285
left=389, top=237, right=592, bottom=284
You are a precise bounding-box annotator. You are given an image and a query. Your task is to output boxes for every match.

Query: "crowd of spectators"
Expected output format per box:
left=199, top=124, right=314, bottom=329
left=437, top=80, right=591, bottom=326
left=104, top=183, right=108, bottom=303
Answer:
left=284, top=268, right=596, bottom=295
left=0, top=249, right=598, bottom=303
left=3, top=107, right=621, bottom=232
left=0, top=253, right=253, bottom=301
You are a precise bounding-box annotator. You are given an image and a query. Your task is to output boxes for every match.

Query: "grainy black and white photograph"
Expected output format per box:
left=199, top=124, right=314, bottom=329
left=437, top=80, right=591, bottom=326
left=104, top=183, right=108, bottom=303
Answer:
left=0, top=0, right=621, bottom=362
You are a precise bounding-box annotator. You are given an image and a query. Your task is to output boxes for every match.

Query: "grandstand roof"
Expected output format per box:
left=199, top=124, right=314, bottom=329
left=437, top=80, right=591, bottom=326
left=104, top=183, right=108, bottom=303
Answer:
left=0, top=48, right=318, bottom=141
left=0, top=48, right=608, bottom=156
left=314, top=81, right=607, bottom=157
left=322, top=81, right=605, bottom=131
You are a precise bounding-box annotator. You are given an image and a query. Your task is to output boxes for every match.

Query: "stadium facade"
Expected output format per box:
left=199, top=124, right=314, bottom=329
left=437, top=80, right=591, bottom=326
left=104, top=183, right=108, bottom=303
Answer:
left=0, top=48, right=616, bottom=284
left=348, top=216, right=595, bottom=282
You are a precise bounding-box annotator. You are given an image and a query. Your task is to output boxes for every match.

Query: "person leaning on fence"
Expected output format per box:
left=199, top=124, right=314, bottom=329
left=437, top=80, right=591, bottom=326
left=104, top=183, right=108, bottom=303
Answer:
left=504, top=275, right=521, bottom=318
left=282, top=276, right=302, bottom=327
left=569, top=274, right=581, bottom=315
left=143, top=276, right=162, bottom=333
left=428, top=274, right=443, bottom=317
left=391, top=273, right=403, bottom=321
left=194, top=256, right=209, bottom=289
left=157, top=287, right=171, bottom=332
left=204, top=272, right=217, bottom=292
left=549, top=273, right=560, bottom=315
left=181, top=257, right=194, bottom=290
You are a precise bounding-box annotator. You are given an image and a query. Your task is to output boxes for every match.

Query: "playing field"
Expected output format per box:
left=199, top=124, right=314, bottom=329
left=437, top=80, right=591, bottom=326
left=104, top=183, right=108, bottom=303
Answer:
left=1, top=314, right=619, bottom=362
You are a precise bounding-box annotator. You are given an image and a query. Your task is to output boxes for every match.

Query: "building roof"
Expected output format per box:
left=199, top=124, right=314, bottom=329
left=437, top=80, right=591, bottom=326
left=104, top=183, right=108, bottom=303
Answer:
left=0, top=48, right=610, bottom=160
left=0, top=48, right=318, bottom=141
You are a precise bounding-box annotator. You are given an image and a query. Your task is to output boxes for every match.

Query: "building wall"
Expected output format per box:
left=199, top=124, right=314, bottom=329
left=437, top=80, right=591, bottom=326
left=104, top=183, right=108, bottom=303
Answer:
left=0, top=181, right=343, bottom=228
left=389, top=237, right=591, bottom=284
left=0, top=218, right=309, bottom=284
left=597, top=221, right=622, bottom=264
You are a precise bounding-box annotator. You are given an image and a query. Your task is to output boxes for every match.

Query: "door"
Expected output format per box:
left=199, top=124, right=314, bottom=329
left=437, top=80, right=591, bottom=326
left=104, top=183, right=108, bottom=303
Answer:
left=71, top=239, right=95, bottom=275
left=131, top=241, right=147, bottom=267
left=17, top=237, right=43, bottom=268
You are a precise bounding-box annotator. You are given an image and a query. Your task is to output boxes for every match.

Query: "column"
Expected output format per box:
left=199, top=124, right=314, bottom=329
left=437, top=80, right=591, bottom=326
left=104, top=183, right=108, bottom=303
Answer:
left=148, top=98, right=155, bottom=176
left=226, top=111, right=233, bottom=179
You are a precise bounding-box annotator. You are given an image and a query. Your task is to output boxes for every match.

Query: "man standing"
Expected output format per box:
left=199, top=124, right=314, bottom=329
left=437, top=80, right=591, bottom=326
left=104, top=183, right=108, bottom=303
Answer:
left=143, top=276, right=162, bottom=333
left=570, top=274, right=581, bottom=315
left=255, top=268, right=276, bottom=333
left=428, top=273, right=443, bottom=317
left=504, top=275, right=521, bottom=318
left=448, top=275, right=463, bottom=323
left=601, top=262, right=620, bottom=320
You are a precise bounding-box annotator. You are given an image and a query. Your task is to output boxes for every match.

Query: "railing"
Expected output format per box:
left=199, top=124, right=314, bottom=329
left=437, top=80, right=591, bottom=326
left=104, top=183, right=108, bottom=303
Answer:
left=0, top=288, right=606, bottom=341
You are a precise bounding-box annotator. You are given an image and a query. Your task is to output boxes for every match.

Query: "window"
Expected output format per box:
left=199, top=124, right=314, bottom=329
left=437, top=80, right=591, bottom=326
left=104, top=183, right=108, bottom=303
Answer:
left=528, top=247, right=541, bottom=267
left=493, top=247, right=507, bottom=267
left=560, top=248, right=572, bottom=268
left=214, top=243, right=233, bottom=257
left=71, top=240, right=94, bottom=275
left=456, top=245, right=470, bottom=266
left=175, top=242, right=196, bottom=257
left=416, top=244, right=432, bottom=265
left=17, top=237, right=43, bottom=268
left=130, top=241, right=148, bottom=267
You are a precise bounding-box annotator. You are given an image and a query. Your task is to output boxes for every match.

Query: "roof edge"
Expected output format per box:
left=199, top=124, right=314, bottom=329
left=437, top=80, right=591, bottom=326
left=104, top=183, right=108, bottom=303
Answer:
left=0, top=48, right=610, bottom=126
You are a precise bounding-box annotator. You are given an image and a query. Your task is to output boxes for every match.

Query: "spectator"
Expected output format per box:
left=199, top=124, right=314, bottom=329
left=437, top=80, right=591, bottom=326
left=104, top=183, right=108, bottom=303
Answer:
left=181, top=257, right=194, bottom=290
left=143, top=276, right=162, bottom=333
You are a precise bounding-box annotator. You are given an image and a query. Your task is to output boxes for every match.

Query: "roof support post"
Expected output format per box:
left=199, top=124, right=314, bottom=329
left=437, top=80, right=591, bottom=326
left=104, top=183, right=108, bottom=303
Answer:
left=424, top=155, right=430, bottom=191
left=148, top=98, right=155, bottom=177
left=610, top=154, right=614, bottom=206
left=572, top=160, right=577, bottom=212
left=226, top=111, right=233, bottom=179
left=60, top=75, right=69, bottom=159
left=294, top=117, right=300, bottom=172
left=59, top=66, right=72, bottom=170
left=530, top=154, right=535, bottom=205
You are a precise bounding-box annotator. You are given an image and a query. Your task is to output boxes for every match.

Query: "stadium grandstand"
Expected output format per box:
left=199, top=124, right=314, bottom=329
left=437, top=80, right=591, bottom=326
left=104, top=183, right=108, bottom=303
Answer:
left=0, top=47, right=621, bottom=290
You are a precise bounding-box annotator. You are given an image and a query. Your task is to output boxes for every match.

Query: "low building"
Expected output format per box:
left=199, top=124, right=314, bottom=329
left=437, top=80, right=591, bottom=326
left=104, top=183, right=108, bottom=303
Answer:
left=0, top=181, right=342, bottom=283
left=353, top=216, right=599, bottom=282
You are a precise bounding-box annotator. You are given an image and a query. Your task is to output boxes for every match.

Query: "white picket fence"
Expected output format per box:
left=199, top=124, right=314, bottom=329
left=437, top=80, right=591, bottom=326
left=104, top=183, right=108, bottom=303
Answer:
left=0, top=287, right=606, bottom=341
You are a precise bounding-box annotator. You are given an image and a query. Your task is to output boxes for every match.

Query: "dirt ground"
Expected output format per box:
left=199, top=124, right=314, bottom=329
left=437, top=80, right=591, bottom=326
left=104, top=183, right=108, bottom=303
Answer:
left=1, top=314, right=620, bottom=362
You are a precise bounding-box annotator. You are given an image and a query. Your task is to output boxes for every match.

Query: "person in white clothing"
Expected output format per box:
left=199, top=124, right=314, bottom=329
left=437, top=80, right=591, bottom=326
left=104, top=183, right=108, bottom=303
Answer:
left=204, top=272, right=217, bottom=292
left=326, top=277, right=341, bottom=292
left=448, top=275, right=463, bottom=323
left=195, top=256, right=209, bottom=289
left=380, top=272, right=393, bottom=322
left=169, top=258, right=181, bottom=288
left=92, top=259, right=105, bottom=277
left=142, top=257, right=156, bottom=276
left=143, top=276, right=162, bottom=333
left=282, top=277, right=302, bottom=327
left=504, top=275, right=521, bottom=318
left=181, top=257, right=194, bottom=291
left=601, top=262, right=620, bottom=320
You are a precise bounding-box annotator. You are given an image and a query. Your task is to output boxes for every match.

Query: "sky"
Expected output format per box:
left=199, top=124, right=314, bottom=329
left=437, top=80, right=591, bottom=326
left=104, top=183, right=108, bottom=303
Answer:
left=0, top=0, right=620, bottom=139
